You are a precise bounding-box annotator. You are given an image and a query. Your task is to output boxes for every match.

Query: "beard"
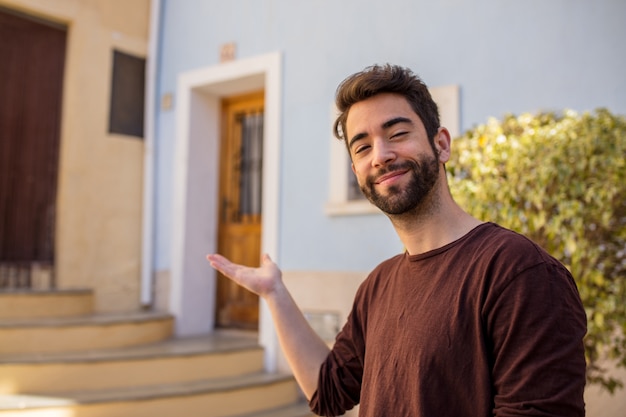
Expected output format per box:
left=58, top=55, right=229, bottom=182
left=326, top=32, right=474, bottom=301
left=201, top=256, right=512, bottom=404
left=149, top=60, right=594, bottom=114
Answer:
left=359, top=151, right=440, bottom=216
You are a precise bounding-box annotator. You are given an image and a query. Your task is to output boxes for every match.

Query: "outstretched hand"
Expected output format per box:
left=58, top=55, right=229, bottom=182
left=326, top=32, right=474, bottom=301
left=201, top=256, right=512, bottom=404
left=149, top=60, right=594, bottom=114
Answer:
left=206, top=253, right=282, bottom=298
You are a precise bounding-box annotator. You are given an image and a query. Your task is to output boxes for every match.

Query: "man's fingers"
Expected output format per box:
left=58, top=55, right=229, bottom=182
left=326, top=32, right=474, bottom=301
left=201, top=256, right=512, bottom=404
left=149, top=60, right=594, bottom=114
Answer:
left=261, top=253, right=273, bottom=265
left=209, top=253, right=273, bottom=270
left=205, top=254, right=235, bottom=277
left=206, top=253, right=226, bottom=265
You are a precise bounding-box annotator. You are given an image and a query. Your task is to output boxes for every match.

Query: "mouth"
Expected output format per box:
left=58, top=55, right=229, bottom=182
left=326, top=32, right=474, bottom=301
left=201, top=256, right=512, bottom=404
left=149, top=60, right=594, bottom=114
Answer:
left=374, top=170, right=408, bottom=185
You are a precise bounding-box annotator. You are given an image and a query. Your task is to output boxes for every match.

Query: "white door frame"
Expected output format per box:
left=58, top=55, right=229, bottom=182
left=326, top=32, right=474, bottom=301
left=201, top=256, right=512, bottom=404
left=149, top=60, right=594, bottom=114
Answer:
left=171, top=52, right=282, bottom=371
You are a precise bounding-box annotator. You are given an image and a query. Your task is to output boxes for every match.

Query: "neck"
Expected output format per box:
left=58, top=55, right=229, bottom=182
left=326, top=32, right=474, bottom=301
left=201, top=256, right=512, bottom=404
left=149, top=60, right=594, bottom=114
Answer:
left=387, top=184, right=483, bottom=256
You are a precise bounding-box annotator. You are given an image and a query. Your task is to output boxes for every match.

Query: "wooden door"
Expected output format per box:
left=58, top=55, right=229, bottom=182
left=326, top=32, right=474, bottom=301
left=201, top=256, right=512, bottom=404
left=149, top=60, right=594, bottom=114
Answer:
left=216, top=92, right=264, bottom=329
left=0, top=8, right=66, bottom=288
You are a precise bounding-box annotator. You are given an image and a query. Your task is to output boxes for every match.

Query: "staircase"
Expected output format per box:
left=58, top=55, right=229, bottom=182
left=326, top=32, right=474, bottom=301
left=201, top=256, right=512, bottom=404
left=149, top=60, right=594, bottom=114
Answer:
left=0, top=290, right=312, bottom=417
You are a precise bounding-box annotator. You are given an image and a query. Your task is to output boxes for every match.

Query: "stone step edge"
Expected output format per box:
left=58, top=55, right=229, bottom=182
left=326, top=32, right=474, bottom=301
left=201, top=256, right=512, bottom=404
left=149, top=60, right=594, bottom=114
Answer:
left=0, top=372, right=296, bottom=410
left=232, top=402, right=312, bottom=417
left=0, top=332, right=262, bottom=364
left=0, top=310, right=173, bottom=328
left=0, top=289, right=92, bottom=296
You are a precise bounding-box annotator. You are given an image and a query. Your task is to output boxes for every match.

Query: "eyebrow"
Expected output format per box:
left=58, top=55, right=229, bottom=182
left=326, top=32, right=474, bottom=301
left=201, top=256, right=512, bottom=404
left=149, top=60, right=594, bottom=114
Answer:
left=348, top=116, right=414, bottom=150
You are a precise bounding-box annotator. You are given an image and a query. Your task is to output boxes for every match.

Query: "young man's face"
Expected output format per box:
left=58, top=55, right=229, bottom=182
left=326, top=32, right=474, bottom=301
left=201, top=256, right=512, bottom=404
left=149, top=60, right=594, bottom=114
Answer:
left=346, top=93, right=442, bottom=215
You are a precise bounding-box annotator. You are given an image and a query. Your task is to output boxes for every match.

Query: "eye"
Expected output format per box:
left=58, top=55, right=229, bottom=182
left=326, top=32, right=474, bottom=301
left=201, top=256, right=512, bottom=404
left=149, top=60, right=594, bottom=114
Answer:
left=390, top=131, right=408, bottom=140
left=353, top=144, right=370, bottom=155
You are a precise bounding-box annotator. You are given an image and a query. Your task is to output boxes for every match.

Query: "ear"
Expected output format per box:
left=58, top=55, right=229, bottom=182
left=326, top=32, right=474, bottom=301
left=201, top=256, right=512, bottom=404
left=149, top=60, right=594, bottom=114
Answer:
left=351, top=162, right=356, bottom=174
left=434, top=127, right=452, bottom=163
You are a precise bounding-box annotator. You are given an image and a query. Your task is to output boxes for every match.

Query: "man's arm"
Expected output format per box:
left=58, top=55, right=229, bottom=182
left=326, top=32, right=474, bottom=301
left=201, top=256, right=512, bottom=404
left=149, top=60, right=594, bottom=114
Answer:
left=206, top=253, right=330, bottom=398
left=488, top=261, right=587, bottom=416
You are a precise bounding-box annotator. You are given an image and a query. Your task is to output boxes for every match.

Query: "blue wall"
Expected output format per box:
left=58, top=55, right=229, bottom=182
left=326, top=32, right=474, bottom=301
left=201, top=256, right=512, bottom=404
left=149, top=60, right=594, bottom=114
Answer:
left=154, top=0, right=626, bottom=272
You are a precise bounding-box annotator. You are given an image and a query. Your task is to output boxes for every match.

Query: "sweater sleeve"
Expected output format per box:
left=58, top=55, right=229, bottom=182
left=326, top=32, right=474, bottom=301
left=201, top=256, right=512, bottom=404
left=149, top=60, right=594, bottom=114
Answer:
left=486, top=259, right=587, bottom=416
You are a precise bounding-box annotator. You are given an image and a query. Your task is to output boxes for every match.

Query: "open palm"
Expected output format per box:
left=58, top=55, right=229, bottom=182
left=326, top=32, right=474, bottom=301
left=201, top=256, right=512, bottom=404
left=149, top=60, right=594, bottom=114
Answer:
left=206, top=253, right=281, bottom=297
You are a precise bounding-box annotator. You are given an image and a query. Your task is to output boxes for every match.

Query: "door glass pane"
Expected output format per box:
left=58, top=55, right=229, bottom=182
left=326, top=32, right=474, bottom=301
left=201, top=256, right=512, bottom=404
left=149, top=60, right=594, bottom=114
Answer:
left=239, top=112, right=264, bottom=216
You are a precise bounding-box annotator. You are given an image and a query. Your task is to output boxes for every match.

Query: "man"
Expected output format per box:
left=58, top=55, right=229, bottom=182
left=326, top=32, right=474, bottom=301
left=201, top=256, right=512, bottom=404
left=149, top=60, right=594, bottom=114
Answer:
left=207, top=64, right=587, bottom=416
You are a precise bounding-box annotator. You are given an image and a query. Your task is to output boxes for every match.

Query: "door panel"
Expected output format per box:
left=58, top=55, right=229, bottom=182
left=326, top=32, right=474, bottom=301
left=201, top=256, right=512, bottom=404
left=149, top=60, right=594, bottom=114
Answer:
left=216, top=91, right=264, bottom=329
left=0, top=9, right=66, bottom=288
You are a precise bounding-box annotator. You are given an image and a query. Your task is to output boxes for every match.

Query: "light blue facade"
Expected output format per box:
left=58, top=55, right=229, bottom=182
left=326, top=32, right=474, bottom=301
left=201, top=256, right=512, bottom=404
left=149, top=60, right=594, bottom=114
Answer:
left=153, top=0, right=626, bottom=274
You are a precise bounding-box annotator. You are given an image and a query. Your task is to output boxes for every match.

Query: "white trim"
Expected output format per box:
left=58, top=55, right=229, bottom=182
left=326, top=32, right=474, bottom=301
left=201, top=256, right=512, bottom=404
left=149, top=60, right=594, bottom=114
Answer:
left=171, top=52, right=282, bottom=372
left=430, top=84, right=460, bottom=139
left=140, top=0, right=161, bottom=306
left=325, top=199, right=380, bottom=216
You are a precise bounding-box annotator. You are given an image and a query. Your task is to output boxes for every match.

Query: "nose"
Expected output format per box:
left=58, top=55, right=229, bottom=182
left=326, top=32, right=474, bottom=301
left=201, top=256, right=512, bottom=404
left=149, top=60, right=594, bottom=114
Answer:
left=371, top=138, right=396, bottom=168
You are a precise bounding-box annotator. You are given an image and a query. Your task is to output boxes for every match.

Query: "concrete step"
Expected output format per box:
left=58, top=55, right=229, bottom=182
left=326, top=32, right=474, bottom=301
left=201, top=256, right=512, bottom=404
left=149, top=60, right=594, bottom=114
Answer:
left=0, top=289, right=93, bottom=319
left=0, top=372, right=301, bottom=417
left=0, top=331, right=264, bottom=394
left=0, top=292, right=308, bottom=417
left=232, top=402, right=313, bottom=417
left=0, top=311, right=173, bottom=354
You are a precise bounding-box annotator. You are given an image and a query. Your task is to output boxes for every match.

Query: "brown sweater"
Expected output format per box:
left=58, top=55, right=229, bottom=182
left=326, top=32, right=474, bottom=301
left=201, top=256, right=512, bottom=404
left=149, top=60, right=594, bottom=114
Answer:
left=310, top=223, right=586, bottom=416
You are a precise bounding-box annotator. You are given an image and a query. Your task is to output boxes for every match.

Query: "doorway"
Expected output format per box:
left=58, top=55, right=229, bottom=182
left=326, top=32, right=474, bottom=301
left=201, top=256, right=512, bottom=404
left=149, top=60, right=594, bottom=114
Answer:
left=0, top=8, right=66, bottom=288
left=170, top=52, right=281, bottom=349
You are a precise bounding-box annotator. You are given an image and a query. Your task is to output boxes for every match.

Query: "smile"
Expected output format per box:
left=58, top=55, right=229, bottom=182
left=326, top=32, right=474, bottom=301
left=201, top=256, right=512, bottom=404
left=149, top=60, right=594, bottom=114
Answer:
left=375, top=170, right=407, bottom=185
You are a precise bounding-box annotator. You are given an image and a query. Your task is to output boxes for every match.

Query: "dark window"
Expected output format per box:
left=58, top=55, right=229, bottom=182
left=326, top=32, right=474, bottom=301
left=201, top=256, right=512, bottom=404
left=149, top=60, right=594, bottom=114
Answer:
left=348, top=160, right=365, bottom=200
left=109, top=50, right=145, bottom=138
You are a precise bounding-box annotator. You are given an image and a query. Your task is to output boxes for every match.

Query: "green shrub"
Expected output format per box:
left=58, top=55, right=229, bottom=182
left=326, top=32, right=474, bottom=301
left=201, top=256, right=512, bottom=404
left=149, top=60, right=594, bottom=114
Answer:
left=447, top=108, right=626, bottom=393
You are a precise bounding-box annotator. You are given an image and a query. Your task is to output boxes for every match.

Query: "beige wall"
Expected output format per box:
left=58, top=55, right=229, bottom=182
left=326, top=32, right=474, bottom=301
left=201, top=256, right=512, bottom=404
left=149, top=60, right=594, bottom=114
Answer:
left=1, top=0, right=150, bottom=312
left=281, top=270, right=367, bottom=416
left=585, top=362, right=626, bottom=417
left=283, top=270, right=367, bottom=334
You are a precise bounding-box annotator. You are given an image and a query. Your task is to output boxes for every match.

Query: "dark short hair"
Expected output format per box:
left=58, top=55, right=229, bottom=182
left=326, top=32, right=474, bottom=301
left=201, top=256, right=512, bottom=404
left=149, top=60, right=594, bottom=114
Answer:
left=333, top=64, right=440, bottom=149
